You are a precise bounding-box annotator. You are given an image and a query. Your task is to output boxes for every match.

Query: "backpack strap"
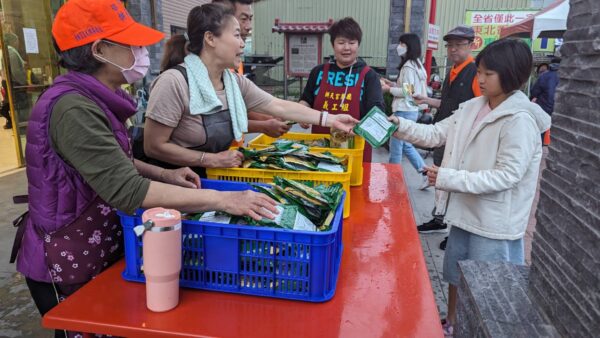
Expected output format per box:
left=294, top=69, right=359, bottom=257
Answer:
left=9, top=195, right=29, bottom=264
left=172, top=65, right=188, bottom=84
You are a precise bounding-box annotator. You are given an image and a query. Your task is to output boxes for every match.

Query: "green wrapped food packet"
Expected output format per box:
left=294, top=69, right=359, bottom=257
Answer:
left=352, top=106, right=399, bottom=148
left=197, top=211, right=232, bottom=224
left=257, top=205, right=317, bottom=232
left=183, top=211, right=233, bottom=223
left=316, top=162, right=345, bottom=173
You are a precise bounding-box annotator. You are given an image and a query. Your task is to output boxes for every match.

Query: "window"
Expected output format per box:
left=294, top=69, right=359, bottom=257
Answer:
left=171, top=25, right=186, bottom=36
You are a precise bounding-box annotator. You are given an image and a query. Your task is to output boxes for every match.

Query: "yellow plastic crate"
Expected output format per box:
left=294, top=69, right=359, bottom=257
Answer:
left=248, top=132, right=365, bottom=186
left=206, top=155, right=352, bottom=218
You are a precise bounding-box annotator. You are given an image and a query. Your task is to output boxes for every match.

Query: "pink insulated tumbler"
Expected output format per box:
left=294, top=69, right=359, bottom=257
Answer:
left=140, top=208, right=182, bottom=312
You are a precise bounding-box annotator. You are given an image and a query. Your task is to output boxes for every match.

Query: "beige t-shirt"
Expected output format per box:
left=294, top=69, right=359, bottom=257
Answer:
left=146, top=65, right=273, bottom=148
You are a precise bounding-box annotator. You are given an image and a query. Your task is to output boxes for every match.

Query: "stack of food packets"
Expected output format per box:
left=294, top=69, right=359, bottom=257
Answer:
left=182, top=177, right=344, bottom=232
left=239, top=142, right=349, bottom=173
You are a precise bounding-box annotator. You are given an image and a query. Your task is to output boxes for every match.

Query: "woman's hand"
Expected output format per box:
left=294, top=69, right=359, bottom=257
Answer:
left=328, top=114, right=359, bottom=134
left=413, top=94, right=429, bottom=105
left=380, top=78, right=393, bottom=93
left=380, top=78, right=394, bottom=86
left=205, top=150, right=244, bottom=168
left=423, top=165, right=439, bottom=187
left=161, top=167, right=201, bottom=189
left=388, top=115, right=406, bottom=140
left=219, top=190, right=279, bottom=221
left=299, top=123, right=311, bottom=129
left=262, top=119, right=291, bottom=137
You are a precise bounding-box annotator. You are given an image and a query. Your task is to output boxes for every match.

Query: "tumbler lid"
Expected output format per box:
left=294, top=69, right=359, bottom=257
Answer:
left=135, top=208, right=182, bottom=237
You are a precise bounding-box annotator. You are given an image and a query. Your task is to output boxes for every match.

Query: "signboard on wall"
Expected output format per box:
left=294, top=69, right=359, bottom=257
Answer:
left=465, top=10, right=556, bottom=53
left=23, top=28, right=39, bottom=54
left=427, top=24, right=440, bottom=50
left=286, top=34, right=321, bottom=77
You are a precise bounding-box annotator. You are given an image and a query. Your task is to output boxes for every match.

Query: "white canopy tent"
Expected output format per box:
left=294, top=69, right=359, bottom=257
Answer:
left=500, top=0, right=570, bottom=39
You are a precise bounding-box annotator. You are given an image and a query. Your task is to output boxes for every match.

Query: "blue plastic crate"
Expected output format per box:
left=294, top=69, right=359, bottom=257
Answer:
left=119, top=179, right=344, bottom=302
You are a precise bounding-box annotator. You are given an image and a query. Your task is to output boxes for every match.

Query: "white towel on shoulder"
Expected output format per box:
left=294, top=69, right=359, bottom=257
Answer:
left=184, top=54, right=248, bottom=141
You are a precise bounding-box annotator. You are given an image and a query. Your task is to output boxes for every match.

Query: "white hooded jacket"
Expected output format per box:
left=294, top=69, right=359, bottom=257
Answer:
left=395, top=91, right=551, bottom=240
left=390, top=59, right=428, bottom=112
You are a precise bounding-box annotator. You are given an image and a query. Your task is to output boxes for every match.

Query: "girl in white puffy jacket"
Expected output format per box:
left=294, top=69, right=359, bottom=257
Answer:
left=389, top=39, right=551, bottom=336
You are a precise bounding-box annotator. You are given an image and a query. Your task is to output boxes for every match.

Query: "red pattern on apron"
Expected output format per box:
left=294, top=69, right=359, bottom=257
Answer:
left=312, top=63, right=373, bottom=162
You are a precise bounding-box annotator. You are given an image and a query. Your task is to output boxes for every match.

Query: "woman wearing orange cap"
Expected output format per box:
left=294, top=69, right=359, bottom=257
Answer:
left=12, top=1, right=289, bottom=336
left=143, top=3, right=358, bottom=177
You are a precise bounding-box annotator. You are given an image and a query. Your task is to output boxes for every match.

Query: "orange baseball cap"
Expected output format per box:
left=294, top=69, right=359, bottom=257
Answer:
left=52, top=0, right=165, bottom=51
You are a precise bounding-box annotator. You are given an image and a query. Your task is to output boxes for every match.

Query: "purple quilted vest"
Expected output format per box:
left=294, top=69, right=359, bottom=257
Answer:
left=17, top=71, right=136, bottom=282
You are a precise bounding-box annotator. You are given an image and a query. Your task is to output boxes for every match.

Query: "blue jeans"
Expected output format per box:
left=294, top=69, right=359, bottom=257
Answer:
left=442, top=227, right=525, bottom=286
left=389, top=110, right=426, bottom=172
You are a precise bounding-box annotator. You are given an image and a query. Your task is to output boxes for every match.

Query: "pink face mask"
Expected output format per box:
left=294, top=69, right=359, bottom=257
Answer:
left=94, top=40, right=150, bottom=84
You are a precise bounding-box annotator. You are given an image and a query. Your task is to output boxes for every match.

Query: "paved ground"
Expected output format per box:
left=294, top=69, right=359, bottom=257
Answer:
left=0, top=131, right=545, bottom=336
left=0, top=169, right=50, bottom=337
left=0, top=124, right=20, bottom=174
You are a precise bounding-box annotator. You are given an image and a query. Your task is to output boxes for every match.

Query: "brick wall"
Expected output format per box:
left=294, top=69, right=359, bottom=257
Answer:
left=456, top=261, right=559, bottom=337
left=527, top=0, right=600, bottom=336
left=386, top=0, right=427, bottom=76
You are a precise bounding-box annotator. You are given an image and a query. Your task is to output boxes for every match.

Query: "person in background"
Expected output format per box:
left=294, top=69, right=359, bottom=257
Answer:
left=412, top=25, right=481, bottom=250
left=145, top=4, right=358, bottom=177
left=212, top=0, right=291, bottom=140
left=299, top=17, right=385, bottom=163
left=14, top=2, right=282, bottom=336
left=0, top=33, right=29, bottom=130
left=390, top=38, right=550, bottom=338
left=535, top=62, right=549, bottom=76
left=531, top=58, right=560, bottom=115
left=381, top=33, right=429, bottom=190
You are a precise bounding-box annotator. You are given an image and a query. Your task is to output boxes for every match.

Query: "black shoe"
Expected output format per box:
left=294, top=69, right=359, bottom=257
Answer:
left=439, top=236, right=448, bottom=251
left=417, top=218, right=448, bottom=233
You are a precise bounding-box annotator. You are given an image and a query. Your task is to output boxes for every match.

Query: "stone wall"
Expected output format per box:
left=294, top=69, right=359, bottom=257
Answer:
left=456, top=261, right=559, bottom=338
left=386, top=0, right=427, bottom=76
left=527, top=0, right=600, bottom=337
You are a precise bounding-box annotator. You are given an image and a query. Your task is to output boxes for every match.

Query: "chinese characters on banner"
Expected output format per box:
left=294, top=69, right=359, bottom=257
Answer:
left=465, top=10, right=556, bottom=53
left=427, top=24, right=440, bottom=50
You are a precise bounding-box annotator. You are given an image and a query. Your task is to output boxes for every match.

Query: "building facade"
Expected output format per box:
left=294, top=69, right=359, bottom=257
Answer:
left=252, top=0, right=552, bottom=77
left=162, top=0, right=210, bottom=40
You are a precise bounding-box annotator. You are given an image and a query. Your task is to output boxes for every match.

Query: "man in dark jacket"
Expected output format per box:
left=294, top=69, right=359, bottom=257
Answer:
left=531, top=59, right=560, bottom=115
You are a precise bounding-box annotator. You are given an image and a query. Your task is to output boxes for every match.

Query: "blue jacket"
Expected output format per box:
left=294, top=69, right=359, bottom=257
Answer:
left=530, top=63, right=559, bottom=115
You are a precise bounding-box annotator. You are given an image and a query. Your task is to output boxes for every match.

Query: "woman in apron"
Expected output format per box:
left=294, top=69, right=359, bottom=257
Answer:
left=299, top=17, right=386, bottom=162
left=144, top=4, right=358, bottom=176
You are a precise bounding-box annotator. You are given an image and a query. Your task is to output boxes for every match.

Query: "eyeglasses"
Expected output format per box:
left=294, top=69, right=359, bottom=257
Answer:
left=444, top=42, right=470, bottom=49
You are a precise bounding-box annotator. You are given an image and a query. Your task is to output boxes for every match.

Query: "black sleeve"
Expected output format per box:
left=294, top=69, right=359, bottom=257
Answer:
left=360, top=69, right=385, bottom=119
left=530, top=76, right=544, bottom=99
left=300, top=65, right=322, bottom=107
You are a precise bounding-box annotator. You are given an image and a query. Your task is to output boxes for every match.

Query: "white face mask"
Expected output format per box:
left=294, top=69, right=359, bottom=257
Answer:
left=94, top=40, right=150, bottom=84
left=396, top=44, right=407, bottom=57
